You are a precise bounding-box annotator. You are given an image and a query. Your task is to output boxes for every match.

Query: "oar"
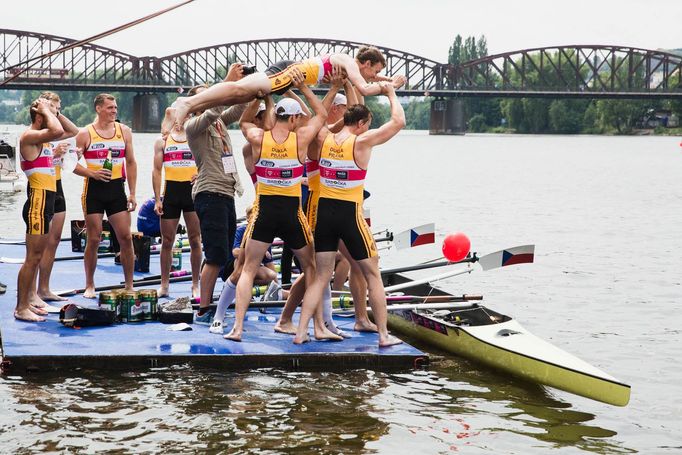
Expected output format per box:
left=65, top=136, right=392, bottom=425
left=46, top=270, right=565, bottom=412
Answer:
left=189, top=294, right=480, bottom=312
left=128, top=269, right=192, bottom=283
left=1, top=247, right=191, bottom=264
left=57, top=275, right=193, bottom=296
left=381, top=245, right=535, bottom=293
left=341, top=301, right=480, bottom=314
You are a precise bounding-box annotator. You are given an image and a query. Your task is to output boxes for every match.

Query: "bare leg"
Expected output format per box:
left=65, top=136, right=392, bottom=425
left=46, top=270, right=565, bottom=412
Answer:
left=108, top=211, right=134, bottom=291
left=15, top=234, right=49, bottom=322
left=199, top=262, right=220, bottom=310
left=224, top=238, right=271, bottom=341
left=339, top=241, right=376, bottom=332
left=83, top=213, right=104, bottom=298
left=254, top=264, right=277, bottom=286
left=332, top=252, right=350, bottom=291
left=355, top=257, right=402, bottom=347
left=184, top=211, right=202, bottom=298
left=275, top=273, right=305, bottom=334
left=174, top=73, right=272, bottom=124
left=294, top=250, right=342, bottom=343
left=158, top=217, right=179, bottom=297
left=37, top=211, right=68, bottom=301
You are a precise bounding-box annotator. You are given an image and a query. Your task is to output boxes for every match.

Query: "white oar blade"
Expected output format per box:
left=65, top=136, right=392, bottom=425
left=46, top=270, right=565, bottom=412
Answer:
left=394, top=223, right=436, bottom=250
left=478, top=245, right=535, bottom=271
left=0, top=256, right=25, bottom=264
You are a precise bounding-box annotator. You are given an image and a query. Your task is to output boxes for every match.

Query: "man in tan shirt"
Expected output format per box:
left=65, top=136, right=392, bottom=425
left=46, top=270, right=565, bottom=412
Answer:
left=185, top=64, right=247, bottom=325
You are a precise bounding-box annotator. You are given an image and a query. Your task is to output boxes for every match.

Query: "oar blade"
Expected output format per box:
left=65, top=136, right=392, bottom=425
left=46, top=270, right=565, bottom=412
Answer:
left=478, top=245, right=535, bottom=271
left=393, top=223, right=436, bottom=250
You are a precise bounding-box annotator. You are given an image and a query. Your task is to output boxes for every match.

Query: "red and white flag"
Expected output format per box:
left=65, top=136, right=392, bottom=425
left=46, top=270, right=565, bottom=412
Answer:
left=394, top=223, right=436, bottom=250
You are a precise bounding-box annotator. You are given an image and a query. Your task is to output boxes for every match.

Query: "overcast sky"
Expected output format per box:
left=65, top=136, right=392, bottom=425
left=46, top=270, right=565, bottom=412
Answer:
left=1, top=0, right=680, bottom=62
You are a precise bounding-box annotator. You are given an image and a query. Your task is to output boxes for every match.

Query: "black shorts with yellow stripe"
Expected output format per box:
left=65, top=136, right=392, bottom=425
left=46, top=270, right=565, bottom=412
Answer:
left=314, top=197, right=377, bottom=261
left=304, top=191, right=319, bottom=234
left=246, top=195, right=312, bottom=251
left=23, top=186, right=56, bottom=235
left=264, top=60, right=298, bottom=95
left=162, top=180, right=195, bottom=219
left=82, top=178, right=128, bottom=216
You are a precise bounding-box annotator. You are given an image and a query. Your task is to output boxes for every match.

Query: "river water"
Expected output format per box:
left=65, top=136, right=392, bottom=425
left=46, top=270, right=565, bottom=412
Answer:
left=1, top=129, right=680, bottom=453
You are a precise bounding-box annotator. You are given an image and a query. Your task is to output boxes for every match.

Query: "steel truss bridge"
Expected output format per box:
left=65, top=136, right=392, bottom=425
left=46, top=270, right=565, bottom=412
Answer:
left=1, top=29, right=681, bottom=99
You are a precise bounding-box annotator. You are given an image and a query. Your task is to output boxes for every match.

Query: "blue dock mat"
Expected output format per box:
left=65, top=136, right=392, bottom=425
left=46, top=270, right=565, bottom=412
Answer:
left=0, top=240, right=426, bottom=373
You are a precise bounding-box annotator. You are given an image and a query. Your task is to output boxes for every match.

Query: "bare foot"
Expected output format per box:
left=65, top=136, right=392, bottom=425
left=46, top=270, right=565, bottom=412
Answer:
left=30, top=294, right=47, bottom=308
left=293, top=333, right=310, bottom=344
left=30, top=305, right=48, bottom=316
left=174, top=98, right=191, bottom=126
left=83, top=287, right=97, bottom=299
left=314, top=327, right=344, bottom=342
left=354, top=319, right=378, bottom=333
left=37, top=290, right=68, bottom=302
left=157, top=286, right=169, bottom=298
left=223, top=328, right=242, bottom=342
left=274, top=320, right=297, bottom=335
left=379, top=334, right=403, bottom=347
left=15, top=308, right=46, bottom=322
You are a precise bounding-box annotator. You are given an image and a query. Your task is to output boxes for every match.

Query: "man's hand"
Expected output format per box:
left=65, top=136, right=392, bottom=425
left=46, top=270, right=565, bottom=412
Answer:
left=127, top=194, right=137, bottom=212
left=378, top=81, right=394, bottom=96
left=391, top=75, right=407, bottom=89
left=226, top=63, right=245, bottom=82
left=35, top=98, right=52, bottom=114
left=290, top=67, right=306, bottom=89
left=154, top=199, right=163, bottom=216
left=53, top=142, right=69, bottom=158
left=91, top=168, right=112, bottom=182
left=190, top=173, right=198, bottom=185
left=329, top=66, right=346, bottom=88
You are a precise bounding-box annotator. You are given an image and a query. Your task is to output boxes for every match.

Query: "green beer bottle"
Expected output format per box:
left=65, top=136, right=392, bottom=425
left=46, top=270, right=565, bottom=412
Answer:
left=103, top=149, right=113, bottom=172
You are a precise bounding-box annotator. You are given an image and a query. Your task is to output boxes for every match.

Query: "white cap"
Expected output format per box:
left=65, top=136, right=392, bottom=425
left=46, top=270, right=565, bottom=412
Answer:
left=275, top=98, right=307, bottom=116
left=332, top=94, right=347, bottom=106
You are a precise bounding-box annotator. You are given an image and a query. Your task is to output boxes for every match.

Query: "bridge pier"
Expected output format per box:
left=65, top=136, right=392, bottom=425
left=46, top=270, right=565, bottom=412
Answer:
left=132, top=93, right=163, bottom=133
left=429, top=99, right=466, bottom=135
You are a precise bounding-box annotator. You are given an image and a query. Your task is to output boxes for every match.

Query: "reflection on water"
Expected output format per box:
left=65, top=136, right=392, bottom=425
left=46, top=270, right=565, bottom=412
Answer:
left=0, top=362, right=634, bottom=454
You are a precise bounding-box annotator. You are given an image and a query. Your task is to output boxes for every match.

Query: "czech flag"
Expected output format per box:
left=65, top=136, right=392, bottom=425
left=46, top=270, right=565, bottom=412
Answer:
left=479, top=245, right=535, bottom=271
left=394, top=223, right=436, bottom=250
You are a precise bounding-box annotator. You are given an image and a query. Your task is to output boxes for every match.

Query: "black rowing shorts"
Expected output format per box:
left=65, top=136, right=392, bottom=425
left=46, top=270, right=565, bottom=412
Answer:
left=82, top=178, right=128, bottom=216
left=314, top=197, right=377, bottom=261
left=23, top=186, right=56, bottom=235
left=245, top=195, right=311, bottom=251
left=54, top=179, right=66, bottom=214
left=162, top=180, right=195, bottom=219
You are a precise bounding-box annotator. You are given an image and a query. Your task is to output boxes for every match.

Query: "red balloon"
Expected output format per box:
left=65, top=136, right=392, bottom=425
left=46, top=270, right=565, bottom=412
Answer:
left=442, top=233, right=471, bottom=262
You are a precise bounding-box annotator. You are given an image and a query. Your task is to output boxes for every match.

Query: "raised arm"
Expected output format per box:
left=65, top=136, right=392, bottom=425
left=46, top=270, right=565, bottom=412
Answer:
left=292, top=72, right=328, bottom=152
left=152, top=137, right=165, bottom=216
left=284, top=90, right=311, bottom=117
left=21, top=100, right=64, bottom=147
left=240, top=99, right=263, bottom=137
left=357, top=83, right=406, bottom=148
left=54, top=110, right=79, bottom=140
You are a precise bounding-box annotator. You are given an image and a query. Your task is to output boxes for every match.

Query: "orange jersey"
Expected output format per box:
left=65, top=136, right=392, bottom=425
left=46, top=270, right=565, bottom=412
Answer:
left=318, top=133, right=366, bottom=204
left=163, top=135, right=196, bottom=182
left=254, top=131, right=303, bottom=197
left=83, top=123, right=126, bottom=179
left=20, top=142, right=56, bottom=191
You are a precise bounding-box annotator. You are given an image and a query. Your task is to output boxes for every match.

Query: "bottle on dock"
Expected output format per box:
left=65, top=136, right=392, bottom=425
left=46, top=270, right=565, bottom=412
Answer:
left=171, top=248, right=182, bottom=271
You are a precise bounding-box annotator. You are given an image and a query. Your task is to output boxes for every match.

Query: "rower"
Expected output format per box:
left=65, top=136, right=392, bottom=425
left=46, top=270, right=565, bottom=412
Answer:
left=295, top=82, right=406, bottom=347
left=152, top=108, right=202, bottom=298
left=223, top=68, right=340, bottom=342
left=172, top=46, right=407, bottom=125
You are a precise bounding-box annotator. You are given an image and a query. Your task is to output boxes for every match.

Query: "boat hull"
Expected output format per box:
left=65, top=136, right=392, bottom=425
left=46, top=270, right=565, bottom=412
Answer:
left=381, top=272, right=630, bottom=406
